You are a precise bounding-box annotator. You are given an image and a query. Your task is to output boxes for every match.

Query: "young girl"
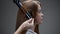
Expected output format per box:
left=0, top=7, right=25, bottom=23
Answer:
left=14, top=0, right=44, bottom=34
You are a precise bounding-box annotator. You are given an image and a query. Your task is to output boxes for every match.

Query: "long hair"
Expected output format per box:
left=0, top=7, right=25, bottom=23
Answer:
left=15, top=0, right=41, bottom=34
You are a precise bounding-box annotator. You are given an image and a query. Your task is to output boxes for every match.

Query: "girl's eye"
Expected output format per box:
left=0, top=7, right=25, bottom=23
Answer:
left=38, top=10, right=42, bottom=13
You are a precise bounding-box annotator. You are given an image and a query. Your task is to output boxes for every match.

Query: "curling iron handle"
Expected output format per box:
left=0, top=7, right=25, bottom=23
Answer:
left=13, top=0, right=22, bottom=8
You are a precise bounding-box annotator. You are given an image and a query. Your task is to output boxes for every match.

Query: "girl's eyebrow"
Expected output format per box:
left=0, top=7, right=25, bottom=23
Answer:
left=37, top=7, right=42, bottom=13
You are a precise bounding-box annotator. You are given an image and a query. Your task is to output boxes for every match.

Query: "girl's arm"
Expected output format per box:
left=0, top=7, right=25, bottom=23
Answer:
left=14, top=18, right=34, bottom=34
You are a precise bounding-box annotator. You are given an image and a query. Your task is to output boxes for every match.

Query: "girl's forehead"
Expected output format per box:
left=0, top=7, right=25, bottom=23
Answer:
left=38, top=4, right=41, bottom=10
left=37, top=4, right=41, bottom=12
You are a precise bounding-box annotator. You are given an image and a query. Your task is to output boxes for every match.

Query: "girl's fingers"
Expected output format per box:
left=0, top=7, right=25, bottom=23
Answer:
left=31, top=18, right=34, bottom=25
left=25, top=18, right=32, bottom=23
left=28, top=18, right=34, bottom=26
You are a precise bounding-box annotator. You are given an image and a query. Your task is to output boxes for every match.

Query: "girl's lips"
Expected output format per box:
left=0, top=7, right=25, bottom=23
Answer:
left=41, top=17, right=43, bottom=20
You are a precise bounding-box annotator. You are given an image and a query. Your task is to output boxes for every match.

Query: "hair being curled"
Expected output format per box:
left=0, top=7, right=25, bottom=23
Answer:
left=15, top=0, right=41, bottom=34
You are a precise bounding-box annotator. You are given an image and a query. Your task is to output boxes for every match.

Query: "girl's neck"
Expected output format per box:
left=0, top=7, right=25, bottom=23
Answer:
left=30, top=24, right=37, bottom=31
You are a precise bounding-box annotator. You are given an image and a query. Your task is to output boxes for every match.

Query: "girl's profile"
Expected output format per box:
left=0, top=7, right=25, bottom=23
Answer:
left=14, top=0, right=44, bottom=34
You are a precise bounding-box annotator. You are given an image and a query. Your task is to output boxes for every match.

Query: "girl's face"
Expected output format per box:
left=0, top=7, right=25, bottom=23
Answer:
left=35, top=4, right=44, bottom=24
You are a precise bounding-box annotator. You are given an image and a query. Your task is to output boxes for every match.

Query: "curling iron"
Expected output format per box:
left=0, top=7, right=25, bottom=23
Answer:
left=13, top=0, right=32, bottom=19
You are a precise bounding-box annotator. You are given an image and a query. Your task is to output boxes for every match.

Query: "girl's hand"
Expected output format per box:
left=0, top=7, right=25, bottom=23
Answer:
left=14, top=18, right=34, bottom=34
left=20, top=18, right=34, bottom=30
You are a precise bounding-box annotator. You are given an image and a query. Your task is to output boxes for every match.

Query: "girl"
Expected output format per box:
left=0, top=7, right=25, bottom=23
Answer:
left=14, top=0, right=44, bottom=34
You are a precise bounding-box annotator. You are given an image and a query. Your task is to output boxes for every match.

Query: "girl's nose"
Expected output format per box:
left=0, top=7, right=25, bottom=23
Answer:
left=41, top=12, right=44, bottom=17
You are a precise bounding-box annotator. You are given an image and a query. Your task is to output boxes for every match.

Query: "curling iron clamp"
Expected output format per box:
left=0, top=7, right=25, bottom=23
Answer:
left=13, top=0, right=32, bottom=19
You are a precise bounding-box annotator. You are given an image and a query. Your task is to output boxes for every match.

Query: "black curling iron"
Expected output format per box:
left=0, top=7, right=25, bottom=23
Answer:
left=13, top=0, right=32, bottom=19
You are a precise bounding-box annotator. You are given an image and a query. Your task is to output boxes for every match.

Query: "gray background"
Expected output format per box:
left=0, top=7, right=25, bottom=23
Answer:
left=0, top=0, right=60, bottom=34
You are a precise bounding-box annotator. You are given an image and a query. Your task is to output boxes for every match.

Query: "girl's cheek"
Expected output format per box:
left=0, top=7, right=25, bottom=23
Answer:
left=35, top=13, right=42, bottom=24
